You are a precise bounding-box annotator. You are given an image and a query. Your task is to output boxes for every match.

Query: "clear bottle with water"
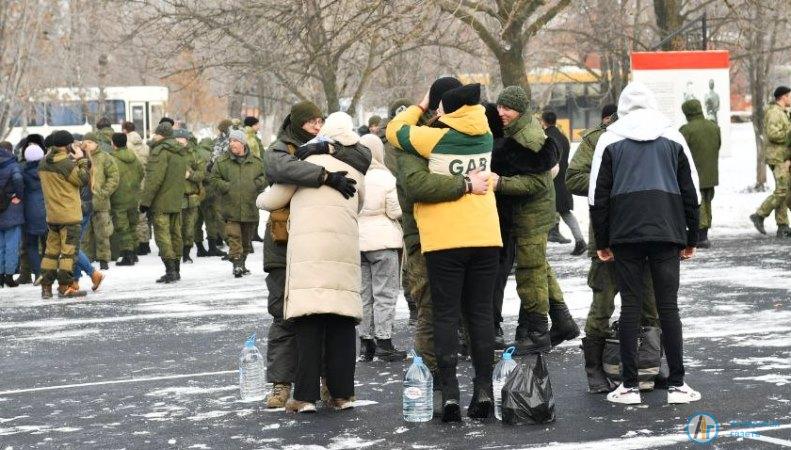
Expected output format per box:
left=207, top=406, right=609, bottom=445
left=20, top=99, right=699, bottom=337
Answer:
left=493, top=346, right=517, bottom=420
left=239, top=333, right=266, bottom=402
left=403, top=354, right=433, bottom=422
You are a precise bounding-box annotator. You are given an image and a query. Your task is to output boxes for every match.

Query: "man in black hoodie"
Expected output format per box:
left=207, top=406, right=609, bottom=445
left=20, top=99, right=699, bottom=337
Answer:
left=589, top=82, right=700, bottom=406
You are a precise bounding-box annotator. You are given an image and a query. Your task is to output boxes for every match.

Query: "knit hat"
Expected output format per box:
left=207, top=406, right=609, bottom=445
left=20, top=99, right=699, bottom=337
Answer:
left=83, top=132, right=101, bottom=143
left=388, top=98, right=412, bottom=118
left=154, top=122, right=173, bottom=138
left=244, top=116, right=259, bottom=127
left=24, top=144, right=45, bottom=162
left=319, top=111, right=359, bottom=146
left=368, top=115, right=382, bottom=127
left=429, top=77, right=462, bottom=110
left=228, top=129, right=247, bottom=145
left=497, top=86, right=529, bottom=113
left=290, top=101, right=323, bottom=129
left=359, top=133, right=385, bottom=170
left=601, top=103, right=618, bottom=119
left=441, top=83, right=481, bottom=114
left=774, top=86, right=791, bottom=100
left=159, top=117, right=175, bottom=126
left=218, top=119, right=233, bottom=133
left=51, top=130, right=74, bottom=147
left=111, top=132, right=127, bottom=148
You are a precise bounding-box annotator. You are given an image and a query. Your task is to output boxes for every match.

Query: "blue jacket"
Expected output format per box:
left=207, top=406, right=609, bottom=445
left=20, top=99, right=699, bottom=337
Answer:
left=22, top=160, right=47, bottom=235
left=0, top=150, right=24, bottom=230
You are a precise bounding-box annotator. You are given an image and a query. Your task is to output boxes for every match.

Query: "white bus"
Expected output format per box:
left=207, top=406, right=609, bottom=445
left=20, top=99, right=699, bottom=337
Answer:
left=5, top=86, right=169, bottom=145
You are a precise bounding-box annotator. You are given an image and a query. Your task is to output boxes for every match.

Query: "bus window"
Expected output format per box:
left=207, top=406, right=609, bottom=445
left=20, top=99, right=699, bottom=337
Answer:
left=131, top=103, right=145, bottom=138
left=87, top=100, right=127, bottom=125
left=48, top=101, right=86, bottom=126
left=10, top=103, right=47, bottom=127
left=149, top=103, right=164, bottom=134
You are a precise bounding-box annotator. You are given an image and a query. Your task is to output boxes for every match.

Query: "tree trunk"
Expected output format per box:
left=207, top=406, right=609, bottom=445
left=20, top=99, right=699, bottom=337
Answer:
left=653, top=0, right=685, bottom=50
left=498, top=45, right=531, bottom=101
left=751, top=64, right=768, bottom=189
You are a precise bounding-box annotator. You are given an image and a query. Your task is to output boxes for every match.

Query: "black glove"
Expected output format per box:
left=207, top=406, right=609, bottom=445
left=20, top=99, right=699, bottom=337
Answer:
left=139, top=205, right=149, bottom=214
left=324, top=170, right=357, bottom=199
left=296, top=141, right=330, bottom=160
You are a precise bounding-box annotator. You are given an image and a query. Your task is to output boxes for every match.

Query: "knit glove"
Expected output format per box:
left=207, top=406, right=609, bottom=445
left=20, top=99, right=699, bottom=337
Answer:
left=324, top=170, right=357, bottom=199
left=296, top=141, right=331, bottom=160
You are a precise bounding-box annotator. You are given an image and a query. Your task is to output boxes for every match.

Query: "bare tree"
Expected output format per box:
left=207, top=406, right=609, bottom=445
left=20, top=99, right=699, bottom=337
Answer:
left=436, top=0, right=570, bottom=99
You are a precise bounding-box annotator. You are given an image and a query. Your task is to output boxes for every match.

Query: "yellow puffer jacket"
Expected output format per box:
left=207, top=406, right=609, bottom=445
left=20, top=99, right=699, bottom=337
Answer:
left=386, top=104, right=502, bottom=252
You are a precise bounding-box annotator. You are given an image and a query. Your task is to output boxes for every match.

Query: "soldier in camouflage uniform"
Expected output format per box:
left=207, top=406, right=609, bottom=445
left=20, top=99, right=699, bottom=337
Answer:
left=492, top=86, right=579, bottom=355
left=262, top=101, right=371, bottom=409
left=176, top=130, right=206, bottom=263
left=680, top=99, right=721, bottom=247
left=109, top=133, right=144, bottom=266
left=565, top=104, right=659, bottom=393
left=751, top=86, right=791, bottom=238
left=140, top=122, right=188, bottom=283
left=81, top=132, right=119, bottom=270
left=193, top=137, right=226, bottom=257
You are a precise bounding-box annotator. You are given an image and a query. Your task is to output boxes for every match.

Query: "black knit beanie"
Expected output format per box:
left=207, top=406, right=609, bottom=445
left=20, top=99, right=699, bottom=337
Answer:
left=441, top=84, right=481, bottom=114
left=51, top=130, right=74, bottom=147
left=774, top=86, right=791, bottom=100
left=429, top=77, right=463, bottom=111
left=244, top=116, right=259, bottom=127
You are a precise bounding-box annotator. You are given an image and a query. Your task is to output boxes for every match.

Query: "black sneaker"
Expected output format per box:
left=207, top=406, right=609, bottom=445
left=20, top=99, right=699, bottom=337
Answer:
left=571, top=240, right=587, bottom=256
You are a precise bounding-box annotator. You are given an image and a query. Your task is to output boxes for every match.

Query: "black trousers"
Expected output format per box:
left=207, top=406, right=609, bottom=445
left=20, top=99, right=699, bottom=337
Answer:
left=611, top=242, right=685, bottom=388
left=492, top=233, right=516, bottom=327
left=293, top=314, right=356, bottom=403
left=424, top=247, right=499, bottom=389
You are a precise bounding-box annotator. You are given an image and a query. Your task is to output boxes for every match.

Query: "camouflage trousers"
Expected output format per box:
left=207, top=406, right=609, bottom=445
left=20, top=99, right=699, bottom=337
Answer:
left=584, top=257, right=659, bottom=339
left=225, top=221, right=255, bottom=261
left=153, top=212, right=182, bottom=260
left=756, top=162, right=790, bottom=225
left=181, top=206, right=199, bottom=249
left=404, top=247, right=437, bottom=372
left=82, top=210, right=113, bottom=262
left=136, top=212, right=151, bottom=244
left=195, top=196, right=225, bottom=244
left=41, top=223, right=81, bottom=287
left=514, top=233, right=565, bottom=317
left=112, top=208, right=139, bottom=253
left=699, top=188, right=715, bottom=230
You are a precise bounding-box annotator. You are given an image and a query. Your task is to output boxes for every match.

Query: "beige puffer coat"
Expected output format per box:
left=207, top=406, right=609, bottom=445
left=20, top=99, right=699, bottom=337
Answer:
left=358, top=134, right=402, bottom=252
left=126, top=131, right=149, bottom=165
left=256, top=153, right=366, bottom=322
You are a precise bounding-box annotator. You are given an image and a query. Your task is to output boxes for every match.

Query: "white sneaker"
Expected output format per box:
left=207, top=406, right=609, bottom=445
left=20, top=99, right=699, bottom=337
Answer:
left=668, top=383, right=701, bottom=404
left=607, top=384, right=641, bottom=405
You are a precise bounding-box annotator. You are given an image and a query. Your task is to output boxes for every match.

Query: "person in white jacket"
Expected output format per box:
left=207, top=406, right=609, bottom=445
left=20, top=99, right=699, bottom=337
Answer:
left=356, top=133, right=405, bottom=363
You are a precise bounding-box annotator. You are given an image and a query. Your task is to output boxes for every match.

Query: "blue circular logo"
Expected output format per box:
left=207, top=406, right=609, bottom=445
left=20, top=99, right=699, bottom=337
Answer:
left=687, top=412, right=719, bottom=444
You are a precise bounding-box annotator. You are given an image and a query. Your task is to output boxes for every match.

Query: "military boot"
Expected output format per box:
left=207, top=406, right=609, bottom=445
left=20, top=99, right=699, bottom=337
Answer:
left=749, top=213, right=766, bottom=235
left=437, top=359, right=461, bottom=423
left=182, top=246, right=194, bottom=264
left=571, top=239, right=587, bottom=256
left=241, top=256, right=251, bottom=276
left=511, top=313, right=551, bottom=355
left=374, top=338, right=407, bottom=362
left=697, top=229, right=711, bottom=248
left=548, top=224, right=571, bottom=244
left=156, top=258, right=174, bottom=283
left=266, top=383, right=292, bottom=409
left=214, top=236, right=226, bottom=249
left=196, top=242, right=209, bottom=257
left=777, top=224, right=791, bottom=238
left=173, top=259, right=181, bottom=281
left=137, top=242, right=151, bottom=255
left=548, top=300, right=580, bottom=347
left=116, top=251, right=135, bottom=266
left=99, top=260, right=109, bottom=271
left=207, top=238, right=226, bottom=257
left=4, top=274, right=18, bottom=288
left=232, top=259, right=244, bottom=278
left=15, top=267, right=32, bottom=285
left=581, top=337, right=616, bottom=393
left=41, top=284, right=53, bottom=299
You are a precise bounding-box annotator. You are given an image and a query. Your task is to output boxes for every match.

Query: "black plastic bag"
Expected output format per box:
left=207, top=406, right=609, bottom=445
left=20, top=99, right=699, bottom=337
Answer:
left=501, top=353, right=555, bottom=425
left=602, top=321, right=662, bottom=390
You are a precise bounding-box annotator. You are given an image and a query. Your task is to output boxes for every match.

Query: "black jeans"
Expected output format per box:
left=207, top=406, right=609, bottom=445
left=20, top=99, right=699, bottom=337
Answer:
left=492, top=233, right=516, bottom=328
left=293, top=314, right=356, bottom=403
left=424, top=247, right=499, bottom=393
left=611, top=242, right=685, bottom=388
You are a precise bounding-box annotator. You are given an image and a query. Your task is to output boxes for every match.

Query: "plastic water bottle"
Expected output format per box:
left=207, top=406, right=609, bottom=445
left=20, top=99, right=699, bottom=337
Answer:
left=239, top=333, right=266, bottom=402
left=403, top=354, right=433, bottom=422
left=493, top=346, right=517, bottom=420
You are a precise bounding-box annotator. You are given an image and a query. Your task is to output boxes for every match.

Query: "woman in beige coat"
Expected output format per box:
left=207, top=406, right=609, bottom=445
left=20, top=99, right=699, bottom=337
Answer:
left=257, top=111, right=370, bottom=413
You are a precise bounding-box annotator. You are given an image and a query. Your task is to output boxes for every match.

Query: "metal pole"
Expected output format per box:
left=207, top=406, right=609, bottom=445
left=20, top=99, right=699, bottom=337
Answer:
left=702, top=11, right=708, bottom=51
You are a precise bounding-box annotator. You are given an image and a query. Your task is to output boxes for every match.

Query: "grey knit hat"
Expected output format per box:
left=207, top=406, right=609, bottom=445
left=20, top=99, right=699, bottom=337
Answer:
left=497, top=86, right=529, bottom=113
left=228, top=129, right=247, bottom=145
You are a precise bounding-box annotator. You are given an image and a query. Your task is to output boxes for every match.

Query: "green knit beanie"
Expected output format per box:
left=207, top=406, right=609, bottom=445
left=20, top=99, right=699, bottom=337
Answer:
left=497, top=86, right=529, bottom=113
left=290, top=101, right=323, bottom=129
left=154, top=122, right=174, bottom=138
